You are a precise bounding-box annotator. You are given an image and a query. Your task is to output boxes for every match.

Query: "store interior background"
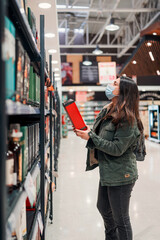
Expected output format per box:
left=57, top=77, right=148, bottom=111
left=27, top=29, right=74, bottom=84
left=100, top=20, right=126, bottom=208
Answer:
left=2, top=0, right=160, bottom=239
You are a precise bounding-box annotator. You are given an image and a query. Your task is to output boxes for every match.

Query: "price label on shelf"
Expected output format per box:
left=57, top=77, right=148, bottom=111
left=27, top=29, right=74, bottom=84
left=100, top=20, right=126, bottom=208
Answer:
left=45, top=172, right=51, bottom=183
left=37, top=211, right=44, bottom=235
left=24, top=173, right=36, bottom=207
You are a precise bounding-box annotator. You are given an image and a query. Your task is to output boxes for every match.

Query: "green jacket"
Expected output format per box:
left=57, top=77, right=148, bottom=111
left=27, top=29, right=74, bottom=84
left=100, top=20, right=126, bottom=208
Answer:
left=86, top=106, right=140, bottom=186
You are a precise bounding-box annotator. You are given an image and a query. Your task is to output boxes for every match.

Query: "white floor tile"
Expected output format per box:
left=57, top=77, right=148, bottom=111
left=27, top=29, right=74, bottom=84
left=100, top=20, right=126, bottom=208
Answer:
left=46, top=132, right=160, bottom=240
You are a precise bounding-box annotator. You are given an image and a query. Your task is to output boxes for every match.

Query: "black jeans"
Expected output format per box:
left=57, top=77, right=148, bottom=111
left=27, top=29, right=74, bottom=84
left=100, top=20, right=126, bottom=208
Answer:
left=97, top=182, right=135, bottom=240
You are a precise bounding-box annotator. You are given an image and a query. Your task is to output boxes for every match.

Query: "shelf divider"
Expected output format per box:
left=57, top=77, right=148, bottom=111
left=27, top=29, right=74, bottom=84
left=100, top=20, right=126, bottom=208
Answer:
left=0, top=0, right=6, bottom=239
left=40, top=14, right=45, bottom=240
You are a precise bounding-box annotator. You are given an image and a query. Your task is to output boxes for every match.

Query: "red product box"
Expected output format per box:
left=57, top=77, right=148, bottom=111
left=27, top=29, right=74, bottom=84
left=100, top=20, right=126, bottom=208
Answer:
left=63, top=99, right=87, bottom=130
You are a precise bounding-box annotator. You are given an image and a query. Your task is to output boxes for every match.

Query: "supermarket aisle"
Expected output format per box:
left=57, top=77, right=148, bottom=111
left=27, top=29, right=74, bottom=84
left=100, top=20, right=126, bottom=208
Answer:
left=46, top=132, right=160, bottom=240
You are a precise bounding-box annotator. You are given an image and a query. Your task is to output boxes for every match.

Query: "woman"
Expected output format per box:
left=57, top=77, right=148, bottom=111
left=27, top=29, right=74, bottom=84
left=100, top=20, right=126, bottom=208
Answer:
left=74, top=76, right=143, bottom=240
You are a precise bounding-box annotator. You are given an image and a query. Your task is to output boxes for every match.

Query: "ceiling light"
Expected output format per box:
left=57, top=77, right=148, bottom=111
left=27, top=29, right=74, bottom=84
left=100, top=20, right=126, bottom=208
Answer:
left=132, top=60, right=137, bottom=64
left=38, top=3, right=51, bottom=9
left=147, top=42, right=152, bottom=47
left=72, top=6, right=89, bottom=9
left=105, top=18, right=119, bottom=31
left=149, top=51, right=155, bottom=61
left=45, top=33, right=55, bottom=38
left=92, top=45, right=103, bottom=55
left=54, top=68, right=59, bottom=71
left=48, top=49, right=57, bottom=54
left=157, top=70, right=160, bottom=75
left=54, top=73, right=60, bottom=77
left=153, top=32, right=157, bottom=35
left=69, top=89, right=74, bottom=92
left=20, top=8, right=25, bottom=14
left=122, top=74, right=126, bottom=77
left=56, top=5, right=66, bottom=8
left=88, top=89, right=92, bottom=92
left=74, top=29, right=84, bottom=34
left=82, top=56, right=92, bottom=66
left=52, top=60, right=58, bottom=64
left=58, top=28, right=69, bottom=32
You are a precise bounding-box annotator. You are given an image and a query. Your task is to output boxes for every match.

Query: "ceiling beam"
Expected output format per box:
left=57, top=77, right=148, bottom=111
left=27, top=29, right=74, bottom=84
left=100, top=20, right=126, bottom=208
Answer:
left=60, top=44, right=136, bottom=48
left=117, top=11, right=160, bottom=58
left=60, top=52, right=131, bottom=56
left=96, top=0, right=121, bottom=44
left=57, top=8, right=158, bottom=13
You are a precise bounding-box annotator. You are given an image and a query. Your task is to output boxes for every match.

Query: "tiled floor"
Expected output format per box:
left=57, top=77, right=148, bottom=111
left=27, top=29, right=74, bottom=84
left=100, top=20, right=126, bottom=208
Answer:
left=46, top=131, right=160, bottom=240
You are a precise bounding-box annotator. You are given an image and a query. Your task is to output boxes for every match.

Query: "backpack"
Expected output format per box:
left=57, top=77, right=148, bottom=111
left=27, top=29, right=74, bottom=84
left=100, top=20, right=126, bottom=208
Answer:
left=134, top=132, right=146, bottom=161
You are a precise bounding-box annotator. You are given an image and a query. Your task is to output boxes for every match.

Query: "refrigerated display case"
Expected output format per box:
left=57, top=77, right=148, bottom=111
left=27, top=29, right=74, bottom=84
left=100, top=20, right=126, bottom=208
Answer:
left=148, top=105, right=160, bottom=143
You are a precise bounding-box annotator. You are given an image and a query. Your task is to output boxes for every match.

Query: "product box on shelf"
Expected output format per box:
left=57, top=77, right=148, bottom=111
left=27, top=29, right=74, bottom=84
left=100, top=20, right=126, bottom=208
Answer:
left=5, top=17, right=16, bottom=100
left=27, top=7, right=36, bottom=41
left=20, top=126, right=28, bottom=181
left=35, top=75, right=40, bottom=103
left=23, top=52, right=30, bottom=103
left=29, top=66, right=35, bottom=102
left=16, top=39, right=25, bottom=102
left=12, top=201, right=27, bottom=240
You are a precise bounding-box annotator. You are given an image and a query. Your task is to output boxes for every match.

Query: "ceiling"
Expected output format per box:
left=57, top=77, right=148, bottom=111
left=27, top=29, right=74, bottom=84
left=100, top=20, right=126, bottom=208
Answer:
left=57, top=0, right=160, bottom=60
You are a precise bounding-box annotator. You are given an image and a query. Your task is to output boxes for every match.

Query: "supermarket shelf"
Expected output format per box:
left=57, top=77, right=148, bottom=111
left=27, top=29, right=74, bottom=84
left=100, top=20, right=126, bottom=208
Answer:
left=6, top=100, right=40, bottom=116
left=148, top=137, right=160, bottom=143
left=7, top=155, right=40, bottom=220
left=9, top=0, right=40, bottom=61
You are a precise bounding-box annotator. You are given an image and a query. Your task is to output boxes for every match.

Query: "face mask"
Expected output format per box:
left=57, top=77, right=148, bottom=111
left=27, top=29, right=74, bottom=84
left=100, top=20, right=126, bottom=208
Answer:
left=105, top=84, right=116, bottom=100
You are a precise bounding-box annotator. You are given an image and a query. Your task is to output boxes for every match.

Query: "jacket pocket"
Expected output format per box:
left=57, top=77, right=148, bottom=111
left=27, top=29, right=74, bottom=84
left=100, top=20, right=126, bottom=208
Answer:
left=100, top=123, right=115, bottom=141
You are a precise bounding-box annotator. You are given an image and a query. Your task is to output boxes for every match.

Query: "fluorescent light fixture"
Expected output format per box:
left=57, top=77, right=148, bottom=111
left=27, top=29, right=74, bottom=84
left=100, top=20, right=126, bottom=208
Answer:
left=92, top=45, right=103, bottom=55
left=58, top=28, right=69, bottom=33
left=54, top=68, right=59, bottom=72
left=132, top=60, right=137, bottom=64
left=153, top=32, right=157, bottom=35
left=48, top=49, right=57, bottom=54
left=74, top=29, right=84, bottom=34
left=56, top=5, right=89, bottom=9
left=157, top=70, right=160, bottom=75
left=38, top=3, right=51, bottom=9
left=56, top=5, right=66, bottom=9
left=147, top=42, right=152, bottom=47
left=72, top=6, right=89, bottom=9
left=149, top=51, right=155, bottom=61
left=45, top=33, right=55, bottom=38
left=54, top=73, right=60, bottom=77
left=105, top=18, right=119, bottom=31
left=52, top=60, right=58, bottom=64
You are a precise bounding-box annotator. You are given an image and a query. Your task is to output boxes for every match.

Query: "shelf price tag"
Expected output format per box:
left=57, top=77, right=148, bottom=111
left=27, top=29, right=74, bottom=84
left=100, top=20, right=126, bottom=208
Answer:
left=24, top=173, right=36, bottom=207
left=37, top=211, right=44, bottom=235
left=45, top=172, right=51, bottom=183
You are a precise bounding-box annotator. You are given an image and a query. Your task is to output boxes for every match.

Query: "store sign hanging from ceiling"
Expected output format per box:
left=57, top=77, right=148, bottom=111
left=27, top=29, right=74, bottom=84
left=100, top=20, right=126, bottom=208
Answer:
left=98, top=62, right=116, bottom=84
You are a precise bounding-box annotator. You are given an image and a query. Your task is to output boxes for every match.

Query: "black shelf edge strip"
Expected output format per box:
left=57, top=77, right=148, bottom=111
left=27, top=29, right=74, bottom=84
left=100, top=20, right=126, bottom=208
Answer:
left=28, top=192, right=41, bottom=240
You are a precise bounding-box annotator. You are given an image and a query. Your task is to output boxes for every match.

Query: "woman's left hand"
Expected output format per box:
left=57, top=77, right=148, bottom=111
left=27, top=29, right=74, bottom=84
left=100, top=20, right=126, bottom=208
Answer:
left=74, top=125, right=91, bottom=140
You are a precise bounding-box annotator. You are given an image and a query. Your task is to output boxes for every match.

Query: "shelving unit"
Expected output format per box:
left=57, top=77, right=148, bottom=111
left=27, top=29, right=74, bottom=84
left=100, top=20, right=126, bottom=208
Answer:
left=148, top=105, right=160, bottom=143
left=0, top=1, right=61, bottom=239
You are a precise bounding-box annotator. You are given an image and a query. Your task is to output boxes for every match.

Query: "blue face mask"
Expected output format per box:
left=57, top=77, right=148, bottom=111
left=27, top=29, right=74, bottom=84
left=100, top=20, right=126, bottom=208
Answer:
left=105, top=84, right=116, bottom=100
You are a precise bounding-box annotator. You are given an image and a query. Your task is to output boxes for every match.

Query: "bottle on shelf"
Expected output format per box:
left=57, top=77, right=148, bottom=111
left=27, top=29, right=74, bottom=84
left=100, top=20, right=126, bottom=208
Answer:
left=6, top=148, right=14, bottom=193
left=8, top=124, right=23, bottom=188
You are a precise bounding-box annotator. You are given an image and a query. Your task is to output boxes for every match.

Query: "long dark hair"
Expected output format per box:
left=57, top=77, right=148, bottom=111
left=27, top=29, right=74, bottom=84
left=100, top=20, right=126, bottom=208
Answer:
left=104, top=76, right=143, bottom=132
